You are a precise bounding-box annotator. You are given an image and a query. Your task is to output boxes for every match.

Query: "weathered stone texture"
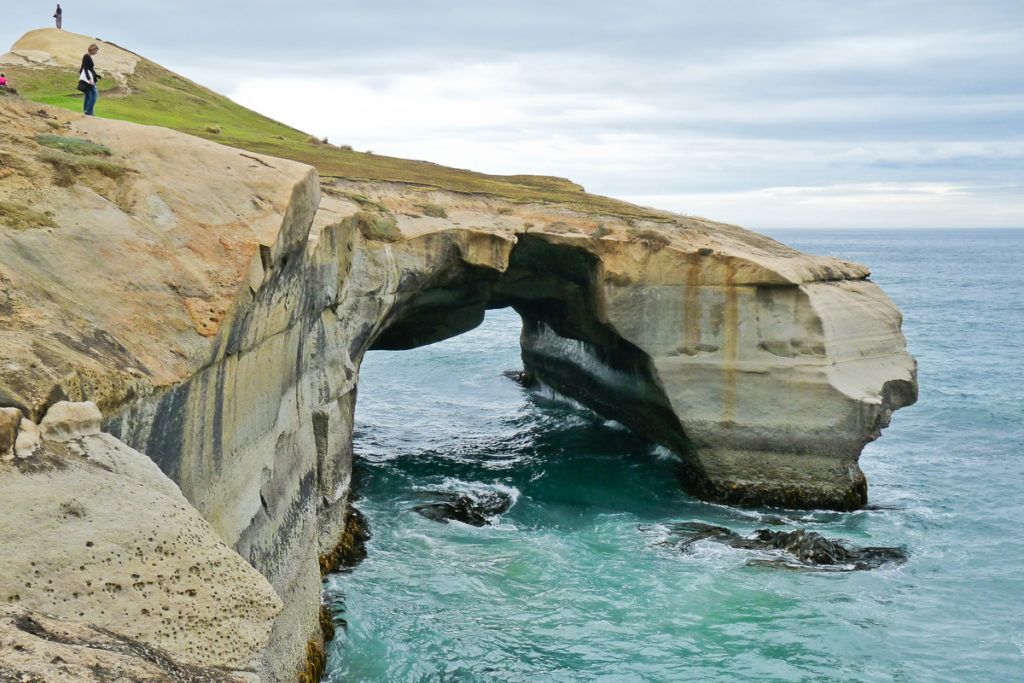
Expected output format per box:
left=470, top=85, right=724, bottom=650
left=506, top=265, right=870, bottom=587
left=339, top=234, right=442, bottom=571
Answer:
left=0, top=409, right=282, bottom=672
left=0, top=407, right=19, bottom=456
left=0, top=603, right=256, bottom=682
left=38, top=399, right=102, bottom=441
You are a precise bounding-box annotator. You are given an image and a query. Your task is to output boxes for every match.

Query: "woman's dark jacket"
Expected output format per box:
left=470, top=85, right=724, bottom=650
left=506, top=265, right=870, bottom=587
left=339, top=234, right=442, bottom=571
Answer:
left=80, top=54, right=99, bottom=83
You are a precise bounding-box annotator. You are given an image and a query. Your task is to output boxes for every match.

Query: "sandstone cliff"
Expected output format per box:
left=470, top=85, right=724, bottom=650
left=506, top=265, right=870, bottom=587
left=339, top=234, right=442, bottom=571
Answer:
left=1, top=31, right=916, bottom=681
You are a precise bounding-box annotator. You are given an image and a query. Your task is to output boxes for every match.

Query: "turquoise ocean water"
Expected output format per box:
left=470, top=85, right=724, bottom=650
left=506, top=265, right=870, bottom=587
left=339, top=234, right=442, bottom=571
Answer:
left=325, top=228, right=1024, bottom=682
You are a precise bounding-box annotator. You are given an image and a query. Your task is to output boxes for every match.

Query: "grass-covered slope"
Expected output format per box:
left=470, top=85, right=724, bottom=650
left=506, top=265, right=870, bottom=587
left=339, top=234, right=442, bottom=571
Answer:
left=3, top=29, right=667, bottom=221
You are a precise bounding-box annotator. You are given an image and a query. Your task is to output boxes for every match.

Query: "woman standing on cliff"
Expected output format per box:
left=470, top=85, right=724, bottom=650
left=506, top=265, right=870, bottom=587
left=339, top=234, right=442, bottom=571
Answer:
left=79, top=44, right=100, bottom=116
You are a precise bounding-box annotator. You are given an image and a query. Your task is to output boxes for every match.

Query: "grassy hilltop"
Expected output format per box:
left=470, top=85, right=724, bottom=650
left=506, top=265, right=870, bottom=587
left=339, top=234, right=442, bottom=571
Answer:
left=3, top=29, right=666, bottom=221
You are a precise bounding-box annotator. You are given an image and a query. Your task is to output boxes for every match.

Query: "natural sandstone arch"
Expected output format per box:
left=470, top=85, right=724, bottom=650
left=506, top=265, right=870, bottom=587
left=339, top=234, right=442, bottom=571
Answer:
left=358, top=228, right=917, bottom=513
left=92, top=192, right=914, bottom=682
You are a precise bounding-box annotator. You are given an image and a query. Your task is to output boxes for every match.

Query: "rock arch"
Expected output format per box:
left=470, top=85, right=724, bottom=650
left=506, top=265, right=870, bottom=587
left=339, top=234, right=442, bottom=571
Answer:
left=357, top=224, right=917, bottom=513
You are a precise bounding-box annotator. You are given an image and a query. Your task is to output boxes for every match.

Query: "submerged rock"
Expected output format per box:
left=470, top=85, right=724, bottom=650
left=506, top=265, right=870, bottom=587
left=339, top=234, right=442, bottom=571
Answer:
left=413, top=489, right=514, bottom=526
left=657, top=521, right=737, bottom=551
left=748, top=528, right=848, bottom=565
left=659, top=522, right=907, bottom=571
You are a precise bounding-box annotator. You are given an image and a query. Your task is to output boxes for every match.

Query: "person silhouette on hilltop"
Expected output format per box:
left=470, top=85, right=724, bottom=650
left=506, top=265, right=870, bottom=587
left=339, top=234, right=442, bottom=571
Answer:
left=54, top=5, right=62, bottom=29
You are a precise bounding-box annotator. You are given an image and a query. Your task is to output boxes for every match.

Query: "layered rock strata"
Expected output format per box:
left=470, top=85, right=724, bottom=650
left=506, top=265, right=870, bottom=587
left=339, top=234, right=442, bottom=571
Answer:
left=1, top=94, right=916, bottom=678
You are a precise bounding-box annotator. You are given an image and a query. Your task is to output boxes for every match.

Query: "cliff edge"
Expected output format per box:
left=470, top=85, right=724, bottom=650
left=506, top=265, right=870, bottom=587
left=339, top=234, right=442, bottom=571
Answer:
left=1, top=29, right=916, bottom=681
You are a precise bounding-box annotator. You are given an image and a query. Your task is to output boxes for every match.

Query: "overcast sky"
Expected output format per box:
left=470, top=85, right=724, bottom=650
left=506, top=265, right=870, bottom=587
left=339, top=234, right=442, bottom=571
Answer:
left=4, top=1, right=1023, bottom=228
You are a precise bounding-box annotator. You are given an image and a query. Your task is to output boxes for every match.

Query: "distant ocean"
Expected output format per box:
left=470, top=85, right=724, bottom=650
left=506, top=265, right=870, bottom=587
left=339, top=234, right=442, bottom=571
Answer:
left=324, top=228, right=1024, bottom=682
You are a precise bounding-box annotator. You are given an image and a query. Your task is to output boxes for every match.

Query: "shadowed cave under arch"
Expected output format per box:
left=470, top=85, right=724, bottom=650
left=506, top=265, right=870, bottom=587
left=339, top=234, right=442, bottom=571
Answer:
left=364, top=235, right=705, bottom=496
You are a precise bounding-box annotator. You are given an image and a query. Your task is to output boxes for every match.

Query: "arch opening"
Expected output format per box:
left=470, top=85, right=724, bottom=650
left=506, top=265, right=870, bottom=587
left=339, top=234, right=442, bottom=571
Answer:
left=365, top=235, right=702, bottom=490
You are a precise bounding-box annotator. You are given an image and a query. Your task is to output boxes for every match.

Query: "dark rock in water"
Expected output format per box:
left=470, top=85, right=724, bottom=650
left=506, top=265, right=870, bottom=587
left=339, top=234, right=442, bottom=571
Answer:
left=746, top=529, right=853, bottom=564
left=319, top=506, right=371, bottom=576
left=413, top=489, right=513, bottom=526
left=657, top=522, right=906, bottom=571
left=502, top=368, right=539, bottom=389
left=414, top=499, right=491, bottom=526
left=838, top=543, right=909, bottom=570
left=659, top=522, right=738, bottom=551
left=759, top=515, right=791, bottom=526
left=746, top=529, right=908, bottom=569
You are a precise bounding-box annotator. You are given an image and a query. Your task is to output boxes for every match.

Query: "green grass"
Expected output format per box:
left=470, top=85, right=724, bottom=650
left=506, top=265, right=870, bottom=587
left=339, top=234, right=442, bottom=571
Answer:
left=321, top=187, right=391, bottom=213
left=37, top=148, right=125, bottom=186
left=6, top=57, right=670, bottom=220
left=415, top=203, right=448, bottom=219
left=346, top=211, right=400, bottom=242
left=35, top=134, right=112, bottom=156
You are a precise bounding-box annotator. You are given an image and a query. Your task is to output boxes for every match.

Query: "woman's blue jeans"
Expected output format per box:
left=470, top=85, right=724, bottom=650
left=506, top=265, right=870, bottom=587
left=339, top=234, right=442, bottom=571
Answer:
left=84, top=85, right=98, bottom=115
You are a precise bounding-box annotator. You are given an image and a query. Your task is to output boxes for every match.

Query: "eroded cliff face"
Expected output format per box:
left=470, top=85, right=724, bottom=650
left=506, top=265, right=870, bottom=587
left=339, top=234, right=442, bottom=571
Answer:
left=0, top=97, right=916, bottom=678
left=1, top=97, right=328, bottom=680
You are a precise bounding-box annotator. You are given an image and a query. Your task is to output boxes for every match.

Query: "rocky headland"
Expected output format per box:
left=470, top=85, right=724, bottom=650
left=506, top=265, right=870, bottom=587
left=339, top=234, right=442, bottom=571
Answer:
left=1, top=29, right=916, bottom=681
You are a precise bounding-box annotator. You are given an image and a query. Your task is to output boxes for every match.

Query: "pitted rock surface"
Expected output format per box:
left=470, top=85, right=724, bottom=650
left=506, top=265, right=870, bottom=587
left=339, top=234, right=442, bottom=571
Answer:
left=0, top=432, right=282, bottom=670
left=0, top=603, right=256, bottom=682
